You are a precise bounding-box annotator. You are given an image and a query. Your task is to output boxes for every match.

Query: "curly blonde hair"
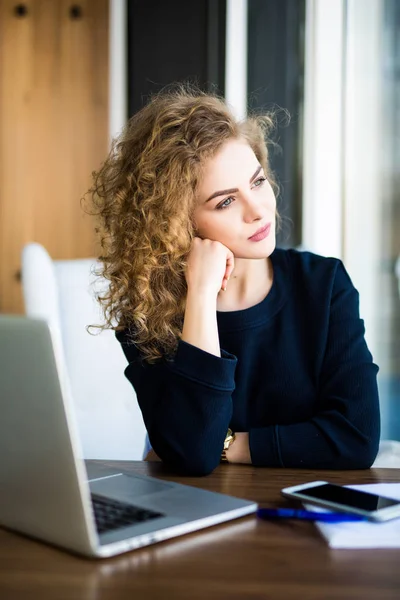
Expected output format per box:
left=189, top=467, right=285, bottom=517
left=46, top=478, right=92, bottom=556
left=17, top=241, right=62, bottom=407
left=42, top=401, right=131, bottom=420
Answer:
left=88, top=84, right=278, bottom=363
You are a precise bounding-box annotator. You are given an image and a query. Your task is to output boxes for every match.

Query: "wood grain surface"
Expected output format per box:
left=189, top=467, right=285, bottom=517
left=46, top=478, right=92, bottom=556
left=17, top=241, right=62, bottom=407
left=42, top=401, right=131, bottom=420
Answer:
left=1, top=462, right=399, bottom=600
left=0, top=0, right=108, bottom=313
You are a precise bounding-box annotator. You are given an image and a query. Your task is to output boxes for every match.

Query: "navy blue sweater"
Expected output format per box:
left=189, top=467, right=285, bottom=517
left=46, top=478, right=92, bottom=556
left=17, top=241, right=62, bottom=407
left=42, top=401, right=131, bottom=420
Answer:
left=117, top=249, right=380, bottom=475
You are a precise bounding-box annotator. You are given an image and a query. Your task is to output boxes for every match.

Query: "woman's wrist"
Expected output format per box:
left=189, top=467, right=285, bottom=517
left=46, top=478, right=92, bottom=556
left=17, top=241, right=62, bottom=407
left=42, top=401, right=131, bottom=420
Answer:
left=182, top=289, right=220, bottom=357
left=185, top=285, right=218, bottom=303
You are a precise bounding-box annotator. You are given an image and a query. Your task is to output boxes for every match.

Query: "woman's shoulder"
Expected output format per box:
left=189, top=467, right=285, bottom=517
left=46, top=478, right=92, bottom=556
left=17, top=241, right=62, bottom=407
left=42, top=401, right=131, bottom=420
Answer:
left=115, top=327, right=173, bottom=366
left=272, top=247, right=354, bottom=299
left=273, top=246, right=345, bottom=281
left=274, top=246, right=342, bottom=269
left=115, top=327, right=133, bottom=345
left=115, top=327, right=142, bottom=362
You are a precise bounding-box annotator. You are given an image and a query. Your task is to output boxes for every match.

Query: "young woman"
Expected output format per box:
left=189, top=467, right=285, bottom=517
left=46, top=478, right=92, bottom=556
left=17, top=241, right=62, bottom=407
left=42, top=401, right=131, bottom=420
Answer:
left=89, top=85, right=380, bottom=475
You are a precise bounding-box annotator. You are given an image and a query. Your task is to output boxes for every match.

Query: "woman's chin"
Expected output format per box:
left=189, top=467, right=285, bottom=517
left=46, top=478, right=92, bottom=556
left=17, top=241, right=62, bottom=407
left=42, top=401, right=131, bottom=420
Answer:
left=233, top=238, right=276, bottom=259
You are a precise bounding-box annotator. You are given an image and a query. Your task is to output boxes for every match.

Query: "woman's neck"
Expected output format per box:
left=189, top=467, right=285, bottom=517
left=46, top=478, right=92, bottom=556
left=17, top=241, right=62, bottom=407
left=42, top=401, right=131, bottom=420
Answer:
left=217, top=257, right=273, bottom=312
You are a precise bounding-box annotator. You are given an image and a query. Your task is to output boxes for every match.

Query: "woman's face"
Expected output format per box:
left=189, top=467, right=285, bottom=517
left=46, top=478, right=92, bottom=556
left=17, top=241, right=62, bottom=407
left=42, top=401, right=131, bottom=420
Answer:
left=193, top=139, right=276, bottom=258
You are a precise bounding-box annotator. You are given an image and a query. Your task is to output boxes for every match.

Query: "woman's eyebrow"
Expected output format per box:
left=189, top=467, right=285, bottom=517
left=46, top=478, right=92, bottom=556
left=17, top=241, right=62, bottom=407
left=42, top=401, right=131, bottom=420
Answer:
left=205, top=165, right=263, bottom=203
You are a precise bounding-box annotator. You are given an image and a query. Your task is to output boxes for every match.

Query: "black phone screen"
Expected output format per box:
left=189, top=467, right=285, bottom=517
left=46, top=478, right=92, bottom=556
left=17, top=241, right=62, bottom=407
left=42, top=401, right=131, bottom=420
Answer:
left=301, top=484, right=399, bottom=511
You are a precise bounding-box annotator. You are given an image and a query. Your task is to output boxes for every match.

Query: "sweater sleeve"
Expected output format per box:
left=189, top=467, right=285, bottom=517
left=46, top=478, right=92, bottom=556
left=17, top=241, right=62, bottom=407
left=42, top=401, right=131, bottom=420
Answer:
left=116, top=333, right=237, bottom=475
left=249, top=261, right=380, bottom=469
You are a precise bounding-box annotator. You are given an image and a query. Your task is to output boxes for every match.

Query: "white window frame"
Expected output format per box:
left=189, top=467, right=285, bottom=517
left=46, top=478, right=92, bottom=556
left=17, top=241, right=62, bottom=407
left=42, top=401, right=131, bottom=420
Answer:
left=342, top=0, right=383, bottom=347
left=109, top=0, right=250, bottom=139
left=302, top=0, right=346, bottom=259
left=109, top=0, right=127, bottom=145
left=303, top=0, right=384, bottom=351
left=225, top=0, right=248, bottom=120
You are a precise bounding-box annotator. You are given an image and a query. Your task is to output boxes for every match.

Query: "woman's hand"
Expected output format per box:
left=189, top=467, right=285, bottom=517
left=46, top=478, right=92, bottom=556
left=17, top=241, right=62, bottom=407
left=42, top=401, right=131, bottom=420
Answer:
left=185, top=237, right=235, bottom=297
left=225, top=432, right=252, bottom=464
left=181, top=237, right=234, bottom=356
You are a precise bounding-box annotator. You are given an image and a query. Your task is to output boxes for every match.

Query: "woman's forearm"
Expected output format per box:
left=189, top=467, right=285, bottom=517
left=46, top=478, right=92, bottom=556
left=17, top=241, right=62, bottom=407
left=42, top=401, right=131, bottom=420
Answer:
left=181, top=289, right=220, bottom=357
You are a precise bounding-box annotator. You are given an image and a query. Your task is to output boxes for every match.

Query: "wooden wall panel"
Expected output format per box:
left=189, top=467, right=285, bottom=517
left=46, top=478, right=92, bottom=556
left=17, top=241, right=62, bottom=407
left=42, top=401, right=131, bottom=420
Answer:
left=0, top=0, right=109, bottom=313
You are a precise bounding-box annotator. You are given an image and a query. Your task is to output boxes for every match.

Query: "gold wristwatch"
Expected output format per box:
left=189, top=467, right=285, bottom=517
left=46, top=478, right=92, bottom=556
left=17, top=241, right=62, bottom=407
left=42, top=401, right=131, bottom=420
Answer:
left=220, top=428, right=235, bottom=462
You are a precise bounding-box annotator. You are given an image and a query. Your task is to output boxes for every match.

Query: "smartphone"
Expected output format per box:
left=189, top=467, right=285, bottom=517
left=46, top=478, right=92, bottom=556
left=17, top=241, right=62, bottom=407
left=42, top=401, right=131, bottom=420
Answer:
left=281, top=480, right=400, bottom=522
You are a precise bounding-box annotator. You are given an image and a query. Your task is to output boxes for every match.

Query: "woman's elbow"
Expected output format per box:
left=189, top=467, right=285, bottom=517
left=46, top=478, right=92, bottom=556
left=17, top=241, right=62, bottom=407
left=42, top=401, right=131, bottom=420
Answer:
left=337, top=436, right=380, bottom=470
left=357, top=438, right=380, bottom=469
left=155, top=446, right=221, bottom=477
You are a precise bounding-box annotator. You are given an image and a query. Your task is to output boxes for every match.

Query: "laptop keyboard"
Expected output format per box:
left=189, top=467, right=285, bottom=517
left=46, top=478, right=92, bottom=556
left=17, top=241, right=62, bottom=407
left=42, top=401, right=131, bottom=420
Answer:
left=91, top=494, right=165, bottom=534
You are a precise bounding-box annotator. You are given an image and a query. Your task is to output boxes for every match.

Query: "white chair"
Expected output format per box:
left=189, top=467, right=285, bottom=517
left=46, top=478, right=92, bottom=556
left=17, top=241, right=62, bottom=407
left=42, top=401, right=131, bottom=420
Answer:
left=21, top=242, right=147, bottom=460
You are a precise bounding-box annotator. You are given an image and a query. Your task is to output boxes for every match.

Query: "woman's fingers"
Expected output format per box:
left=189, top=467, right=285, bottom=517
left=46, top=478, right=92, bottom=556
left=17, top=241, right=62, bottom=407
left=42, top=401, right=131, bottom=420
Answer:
left=221, top=252, right=235, bottom=291
left=226, top=253, right=235, bottom=280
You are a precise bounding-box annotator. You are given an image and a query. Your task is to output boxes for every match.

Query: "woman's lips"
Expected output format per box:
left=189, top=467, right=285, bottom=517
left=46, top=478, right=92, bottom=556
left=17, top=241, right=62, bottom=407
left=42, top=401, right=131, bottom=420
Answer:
left=248, top=223, right=271, bottom=242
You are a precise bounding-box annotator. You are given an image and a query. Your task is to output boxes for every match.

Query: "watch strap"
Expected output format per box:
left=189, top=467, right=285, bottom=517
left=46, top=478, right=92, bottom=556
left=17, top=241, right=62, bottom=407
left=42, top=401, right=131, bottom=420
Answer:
left=221, top=428, right=235, bottom=462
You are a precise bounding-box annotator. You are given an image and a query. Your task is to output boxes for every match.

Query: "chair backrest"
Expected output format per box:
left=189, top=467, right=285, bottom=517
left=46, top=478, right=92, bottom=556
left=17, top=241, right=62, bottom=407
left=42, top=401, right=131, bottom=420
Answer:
left=21, top=242, right=147, bottom=460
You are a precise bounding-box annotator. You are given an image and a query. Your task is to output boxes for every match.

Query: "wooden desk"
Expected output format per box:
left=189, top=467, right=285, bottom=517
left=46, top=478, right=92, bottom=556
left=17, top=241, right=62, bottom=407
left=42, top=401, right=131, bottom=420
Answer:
left=1, top=463, right=400, bottom=600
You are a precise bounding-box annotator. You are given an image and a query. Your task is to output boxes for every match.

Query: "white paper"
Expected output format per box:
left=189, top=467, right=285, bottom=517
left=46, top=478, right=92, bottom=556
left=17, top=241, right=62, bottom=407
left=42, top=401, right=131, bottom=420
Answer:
left=305, top=483, right=400, bottom=549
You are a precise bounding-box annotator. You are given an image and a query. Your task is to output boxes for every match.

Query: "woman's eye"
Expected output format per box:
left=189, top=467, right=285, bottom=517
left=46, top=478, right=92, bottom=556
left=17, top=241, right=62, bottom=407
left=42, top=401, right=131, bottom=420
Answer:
left=216, top=197, right=234, bottom=210
left=253, top=177, right=266, bottom=188
left=215, top=178, right=266, bottom=209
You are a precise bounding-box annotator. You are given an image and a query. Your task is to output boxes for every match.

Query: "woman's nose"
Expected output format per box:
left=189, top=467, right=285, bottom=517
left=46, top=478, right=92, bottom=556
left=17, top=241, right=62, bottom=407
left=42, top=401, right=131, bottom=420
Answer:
left=242, top=194, right=264, bottom=222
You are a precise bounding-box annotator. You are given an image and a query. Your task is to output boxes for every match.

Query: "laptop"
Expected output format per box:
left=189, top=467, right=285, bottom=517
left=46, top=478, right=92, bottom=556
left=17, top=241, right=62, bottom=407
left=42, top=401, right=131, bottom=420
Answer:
left=0, top=315, right=257, bottom=558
